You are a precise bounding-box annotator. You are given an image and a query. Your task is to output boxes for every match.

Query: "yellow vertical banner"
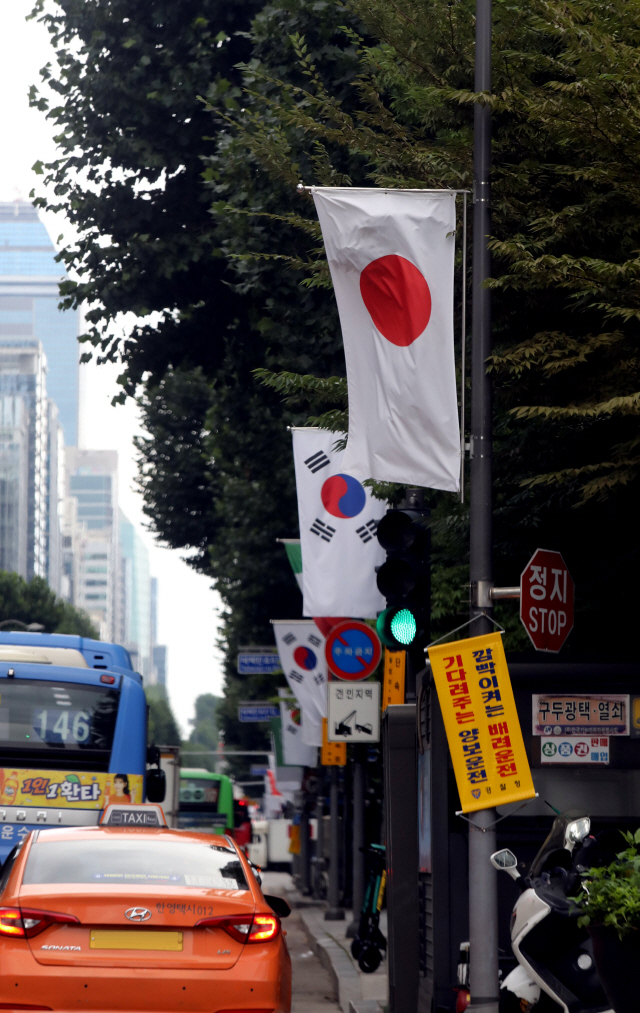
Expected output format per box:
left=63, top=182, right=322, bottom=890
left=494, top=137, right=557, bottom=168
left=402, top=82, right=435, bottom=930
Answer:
left=382, top=649, right=405, bottom=709
left=321, top=717, right=346, bottom=766
left=428, top=632, right=535, bottom=813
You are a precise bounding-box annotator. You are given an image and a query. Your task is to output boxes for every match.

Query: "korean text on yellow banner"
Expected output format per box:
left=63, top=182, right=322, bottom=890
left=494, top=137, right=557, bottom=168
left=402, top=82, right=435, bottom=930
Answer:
left=382, top=649, right=405, bottom=709
left=0, top=769, right=144, bottom=809
left=428, top=632, right=535, bottom=813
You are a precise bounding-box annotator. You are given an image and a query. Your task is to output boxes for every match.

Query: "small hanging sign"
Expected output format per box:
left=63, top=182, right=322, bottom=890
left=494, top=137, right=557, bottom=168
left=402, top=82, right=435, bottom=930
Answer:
left=428, top=631, right=536, bottom=814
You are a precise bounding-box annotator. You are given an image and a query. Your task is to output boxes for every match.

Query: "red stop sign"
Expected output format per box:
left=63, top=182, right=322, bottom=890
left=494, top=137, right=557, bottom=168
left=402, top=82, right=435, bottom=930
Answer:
left=520, top=548, right=574, bottom=653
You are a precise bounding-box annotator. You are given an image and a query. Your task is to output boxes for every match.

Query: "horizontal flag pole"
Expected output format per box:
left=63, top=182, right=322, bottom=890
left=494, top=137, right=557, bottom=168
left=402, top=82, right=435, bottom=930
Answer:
left=296, top=184, right=471, bottom=194
left=270, top=618, right=323, bottom=625
left=275, top=538, right=301, bottom=544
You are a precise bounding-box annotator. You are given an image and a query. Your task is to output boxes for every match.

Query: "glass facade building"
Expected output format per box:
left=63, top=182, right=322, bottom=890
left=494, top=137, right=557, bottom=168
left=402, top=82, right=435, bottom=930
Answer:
left=0, top=202, right=78, bottom=446
left=0, top=342, right=51, bottom=582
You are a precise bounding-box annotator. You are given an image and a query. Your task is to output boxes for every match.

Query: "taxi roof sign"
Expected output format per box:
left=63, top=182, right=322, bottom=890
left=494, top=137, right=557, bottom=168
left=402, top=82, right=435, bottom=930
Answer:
left=100, top=803, right=167, bottom=828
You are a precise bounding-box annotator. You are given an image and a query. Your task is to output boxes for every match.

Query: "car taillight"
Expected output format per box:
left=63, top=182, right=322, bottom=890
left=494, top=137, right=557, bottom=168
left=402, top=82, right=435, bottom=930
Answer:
left=0, top=907, right=79, bottom=939
left=249, top=915, right=279, bottom=942
left=195, top=913, right=280, bottom=943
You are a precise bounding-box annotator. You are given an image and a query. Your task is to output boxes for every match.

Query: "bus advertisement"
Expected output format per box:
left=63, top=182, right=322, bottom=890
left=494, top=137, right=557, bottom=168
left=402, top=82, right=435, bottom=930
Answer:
left=0, top=631, right=158, bottom=860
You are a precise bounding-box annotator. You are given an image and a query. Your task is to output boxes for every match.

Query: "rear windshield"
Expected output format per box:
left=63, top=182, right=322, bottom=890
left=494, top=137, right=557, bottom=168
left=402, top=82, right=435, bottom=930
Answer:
left=23, top=839, right=249, bottom=890
left=0, top=680, right=118, bottom=752
left=180, top=778, right=220, bottom=805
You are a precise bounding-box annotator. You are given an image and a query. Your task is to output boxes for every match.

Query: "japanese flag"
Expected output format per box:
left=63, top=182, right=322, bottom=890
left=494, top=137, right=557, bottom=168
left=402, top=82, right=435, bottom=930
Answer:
left=292, top=428, right=386, bottom=618
left=312, top=187, right=460, bottom=492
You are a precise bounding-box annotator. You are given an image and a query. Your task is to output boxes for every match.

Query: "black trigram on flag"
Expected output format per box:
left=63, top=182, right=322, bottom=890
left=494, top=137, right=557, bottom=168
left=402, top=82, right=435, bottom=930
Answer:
left=356, top=519, right=378, bottom=544
left=282, top=632, right=296, bottom=645
left=310, top=518, right=336, bottom=542
left=304, top=450, right=330, bottom=473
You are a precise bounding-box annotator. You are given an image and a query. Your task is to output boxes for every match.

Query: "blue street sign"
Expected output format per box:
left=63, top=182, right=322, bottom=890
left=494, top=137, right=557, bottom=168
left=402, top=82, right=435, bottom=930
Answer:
left=237, top=653, right=282, bottom=675
left=238, top=704, right=280, bottom=723
left=250, top=765, right=269, bottom=776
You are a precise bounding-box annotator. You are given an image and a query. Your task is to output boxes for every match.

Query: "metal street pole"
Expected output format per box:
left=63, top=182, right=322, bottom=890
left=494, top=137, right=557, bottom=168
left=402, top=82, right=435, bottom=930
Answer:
left=325, top=766, right=345, bottom=920
left=469, top=0, right=499, bottom=1010
left=314, top=790, right=325, bottom=899
left=300, top=810, right=311, bottom=895
left=346, top=747, right=365, bottom=937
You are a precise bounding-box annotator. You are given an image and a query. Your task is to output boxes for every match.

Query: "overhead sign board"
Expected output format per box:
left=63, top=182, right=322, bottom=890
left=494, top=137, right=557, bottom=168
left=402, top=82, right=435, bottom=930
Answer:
left=238, top=703, right=280, bottom=722
left=520, top=548, right=574, bottom=653
left=237, top=652, right=282, bottom=675
left=541, top=736, right=609, bottom=765
left=532, top=694, right=628, bottom=736
left=327, top=682, right=381, bottom=742
left=428, top=632, right=536, bottom=814
left=325, top=621, right=382, bottom=681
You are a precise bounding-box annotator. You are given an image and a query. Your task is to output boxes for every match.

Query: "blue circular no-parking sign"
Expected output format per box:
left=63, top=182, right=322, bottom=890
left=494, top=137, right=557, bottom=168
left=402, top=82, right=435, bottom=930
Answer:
left=325, top=621, right=382, bottom=681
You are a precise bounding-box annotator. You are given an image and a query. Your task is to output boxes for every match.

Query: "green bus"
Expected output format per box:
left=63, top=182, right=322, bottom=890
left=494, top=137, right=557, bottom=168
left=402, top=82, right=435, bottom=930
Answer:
left=178, top=768, right=235, bottom=834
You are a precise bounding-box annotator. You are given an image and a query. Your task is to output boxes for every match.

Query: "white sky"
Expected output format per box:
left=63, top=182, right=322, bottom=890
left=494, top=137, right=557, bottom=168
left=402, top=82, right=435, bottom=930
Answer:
left=0, top=0, right=226, bottom=735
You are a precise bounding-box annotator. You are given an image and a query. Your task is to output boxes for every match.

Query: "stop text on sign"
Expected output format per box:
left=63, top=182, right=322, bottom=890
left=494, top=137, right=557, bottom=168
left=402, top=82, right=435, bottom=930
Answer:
left=520, top=548, right=574, bottom=653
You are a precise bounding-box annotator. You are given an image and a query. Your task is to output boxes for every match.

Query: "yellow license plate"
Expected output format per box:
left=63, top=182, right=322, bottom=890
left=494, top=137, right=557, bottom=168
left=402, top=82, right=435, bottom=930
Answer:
left=90, top=930, right=183, bottom=951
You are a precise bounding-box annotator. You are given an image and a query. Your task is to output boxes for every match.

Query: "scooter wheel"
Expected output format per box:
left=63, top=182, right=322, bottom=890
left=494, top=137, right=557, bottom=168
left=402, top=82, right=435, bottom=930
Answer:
left=358, top=945, right=382, bottom=973
left=350, top=939, right=363, bottom=960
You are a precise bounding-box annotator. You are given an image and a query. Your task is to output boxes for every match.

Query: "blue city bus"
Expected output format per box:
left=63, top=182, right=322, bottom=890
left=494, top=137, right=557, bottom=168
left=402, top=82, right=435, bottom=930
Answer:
left=0, top=631, right=151, bottom=861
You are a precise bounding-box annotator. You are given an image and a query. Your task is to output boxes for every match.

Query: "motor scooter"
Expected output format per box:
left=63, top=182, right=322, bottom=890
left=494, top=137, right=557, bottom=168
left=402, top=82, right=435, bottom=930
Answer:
left=491, top=810, right=615, bottom=1013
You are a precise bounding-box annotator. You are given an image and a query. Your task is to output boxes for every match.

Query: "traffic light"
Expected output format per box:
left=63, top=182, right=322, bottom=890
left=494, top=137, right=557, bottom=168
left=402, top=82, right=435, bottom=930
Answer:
left=375, top=509, right=431, bottom=652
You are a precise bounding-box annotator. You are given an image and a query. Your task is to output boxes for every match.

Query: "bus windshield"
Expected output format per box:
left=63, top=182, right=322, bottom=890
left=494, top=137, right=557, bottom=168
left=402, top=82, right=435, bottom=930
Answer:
left=0, top=680, right=118, bottom=753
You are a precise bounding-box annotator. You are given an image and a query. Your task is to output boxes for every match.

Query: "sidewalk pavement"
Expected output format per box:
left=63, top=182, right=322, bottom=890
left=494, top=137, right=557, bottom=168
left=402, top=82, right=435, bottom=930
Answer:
left=261, top=872, right=388, bottom=1013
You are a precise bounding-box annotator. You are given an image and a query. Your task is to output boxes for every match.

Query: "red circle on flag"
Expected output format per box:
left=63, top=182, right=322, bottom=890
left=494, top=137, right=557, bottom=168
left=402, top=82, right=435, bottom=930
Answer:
left=360, top=254, right=431, bottom=346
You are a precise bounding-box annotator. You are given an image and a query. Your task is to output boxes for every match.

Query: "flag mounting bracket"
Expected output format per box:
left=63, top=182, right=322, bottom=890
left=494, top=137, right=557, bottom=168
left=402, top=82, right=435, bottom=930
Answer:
left=455, top=794, right=540, bottom=827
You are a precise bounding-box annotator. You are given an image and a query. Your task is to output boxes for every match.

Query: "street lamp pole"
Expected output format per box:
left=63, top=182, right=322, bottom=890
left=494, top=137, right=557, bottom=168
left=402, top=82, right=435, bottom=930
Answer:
left=468, top=0, right=499, bottom=1010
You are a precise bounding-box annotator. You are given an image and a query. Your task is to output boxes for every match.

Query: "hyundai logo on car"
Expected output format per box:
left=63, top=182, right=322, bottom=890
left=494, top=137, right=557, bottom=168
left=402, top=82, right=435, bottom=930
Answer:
left=125, top=907, right=152, bottom=922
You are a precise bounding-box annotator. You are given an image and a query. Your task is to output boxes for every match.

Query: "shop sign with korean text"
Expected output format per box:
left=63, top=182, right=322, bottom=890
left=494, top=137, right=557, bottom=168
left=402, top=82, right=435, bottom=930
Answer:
left=540, top=736, right=609, bottom=764
left=532, top=695, right=629, bottom=736
left=428, top=632, right=535, bottom=814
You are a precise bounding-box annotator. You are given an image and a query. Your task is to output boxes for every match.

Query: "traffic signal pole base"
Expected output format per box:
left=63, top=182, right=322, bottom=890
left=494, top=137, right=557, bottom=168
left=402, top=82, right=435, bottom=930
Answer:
left=325, top=766, right=345, bottom=922
left=324, top=908, right=346, bottom=921
left=468, top=806, right=499, bottom=1013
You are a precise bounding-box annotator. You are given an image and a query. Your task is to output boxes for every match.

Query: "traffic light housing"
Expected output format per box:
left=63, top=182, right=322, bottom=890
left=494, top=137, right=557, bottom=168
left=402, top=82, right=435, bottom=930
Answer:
left=375, top=509, right=431, bottom=652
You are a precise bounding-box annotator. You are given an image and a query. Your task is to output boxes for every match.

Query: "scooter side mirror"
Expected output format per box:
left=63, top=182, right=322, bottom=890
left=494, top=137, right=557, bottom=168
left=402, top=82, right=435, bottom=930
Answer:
left=490, top=848, right=521, bottom=881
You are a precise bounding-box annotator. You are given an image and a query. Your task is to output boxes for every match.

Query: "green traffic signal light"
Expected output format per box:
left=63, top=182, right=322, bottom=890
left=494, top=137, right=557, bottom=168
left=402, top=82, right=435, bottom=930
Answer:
left=390, top=608, right=417, bottom=646
left=377, top=606, right=419, bottom=649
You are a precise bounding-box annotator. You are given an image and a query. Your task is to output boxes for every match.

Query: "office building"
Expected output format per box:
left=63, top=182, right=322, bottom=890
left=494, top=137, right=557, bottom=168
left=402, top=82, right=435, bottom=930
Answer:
left=119, top=511, right=152, bottom=679
left=0, top=201, right=79, bottom=446
left=65, top=448, right=119, bottom=640
left=152, top=645, right=167, bottom=687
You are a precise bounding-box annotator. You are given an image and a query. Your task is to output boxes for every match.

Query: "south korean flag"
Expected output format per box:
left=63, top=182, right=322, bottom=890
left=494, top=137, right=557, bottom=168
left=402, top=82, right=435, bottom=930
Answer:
left=273, top=620, right=327, bottom=747
left=292, top=428, right=386, bottom=618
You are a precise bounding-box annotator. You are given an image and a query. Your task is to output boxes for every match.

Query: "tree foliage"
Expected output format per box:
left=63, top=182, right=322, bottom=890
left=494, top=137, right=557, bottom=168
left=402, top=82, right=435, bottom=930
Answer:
left=29, top=0, right=263, bottom=392
left=146, top=684, right=182, bottom=746
left=201, top=0, right=639, bottom=656
left=0, top=572, right=99, bottom=638
left=35, top=0, right=640, bottom=756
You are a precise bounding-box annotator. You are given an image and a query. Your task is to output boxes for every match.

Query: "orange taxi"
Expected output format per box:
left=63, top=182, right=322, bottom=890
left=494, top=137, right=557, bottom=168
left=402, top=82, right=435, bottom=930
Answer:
left=0, top=805, right=291, bottom=1013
